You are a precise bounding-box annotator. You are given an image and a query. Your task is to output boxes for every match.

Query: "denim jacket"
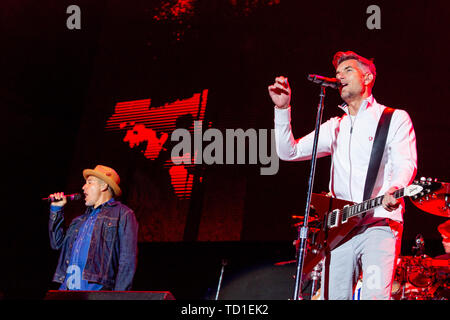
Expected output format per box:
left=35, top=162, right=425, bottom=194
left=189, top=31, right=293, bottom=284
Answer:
left=49, top=200, right=138, bottom=290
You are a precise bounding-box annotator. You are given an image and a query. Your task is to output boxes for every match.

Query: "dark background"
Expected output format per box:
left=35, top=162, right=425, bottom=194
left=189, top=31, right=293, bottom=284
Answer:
left=1, top=0, right=449, bottom=299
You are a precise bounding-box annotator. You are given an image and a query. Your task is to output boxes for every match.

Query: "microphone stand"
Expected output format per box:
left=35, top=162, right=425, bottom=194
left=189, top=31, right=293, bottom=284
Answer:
left=292, top=85, right=327, bottom=300
left=214, top=259, right=228, bottom=300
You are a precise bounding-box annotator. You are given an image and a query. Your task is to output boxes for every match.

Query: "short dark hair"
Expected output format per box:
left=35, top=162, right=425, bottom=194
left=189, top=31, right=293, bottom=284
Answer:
left=333, top=51, right=376, bottom=85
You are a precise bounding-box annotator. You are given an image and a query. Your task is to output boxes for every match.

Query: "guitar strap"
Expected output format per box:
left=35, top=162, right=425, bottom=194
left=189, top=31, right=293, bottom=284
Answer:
left=363, top=107, right=395, bottom=201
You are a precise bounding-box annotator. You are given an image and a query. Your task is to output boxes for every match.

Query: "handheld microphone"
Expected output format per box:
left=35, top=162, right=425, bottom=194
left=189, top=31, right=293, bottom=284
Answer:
left=42, top=193, right=82, bottom=202
left=307, top=74, right=341, bottom=89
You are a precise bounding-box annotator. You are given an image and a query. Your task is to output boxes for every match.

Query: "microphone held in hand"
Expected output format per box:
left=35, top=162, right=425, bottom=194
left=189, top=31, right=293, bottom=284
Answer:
left=42, top=193, right=82, bottom=202
left=307, top=74, right=341, bottom=89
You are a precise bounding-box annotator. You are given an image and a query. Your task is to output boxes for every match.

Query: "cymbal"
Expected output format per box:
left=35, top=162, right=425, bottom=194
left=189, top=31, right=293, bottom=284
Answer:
left=411, top=181, right=450, bottom=217
left=398, top=256, right=449, bottom=268
left=421, top=257, right=450, bottom=269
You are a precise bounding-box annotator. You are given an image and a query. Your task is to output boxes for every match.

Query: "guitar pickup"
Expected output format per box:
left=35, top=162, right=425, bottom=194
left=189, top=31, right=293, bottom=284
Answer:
left=327, top=209, right=339, bottom=228
left=341, top=205, right=350, bottom=224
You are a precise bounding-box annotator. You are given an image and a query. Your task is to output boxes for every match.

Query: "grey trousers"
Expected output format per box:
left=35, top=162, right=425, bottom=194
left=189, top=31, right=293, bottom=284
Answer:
left=320, top=222, right=402, bottom=300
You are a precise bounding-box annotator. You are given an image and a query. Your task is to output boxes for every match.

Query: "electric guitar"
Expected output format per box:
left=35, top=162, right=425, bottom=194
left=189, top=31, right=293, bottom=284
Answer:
left=301, top=177, right=443, bottom=276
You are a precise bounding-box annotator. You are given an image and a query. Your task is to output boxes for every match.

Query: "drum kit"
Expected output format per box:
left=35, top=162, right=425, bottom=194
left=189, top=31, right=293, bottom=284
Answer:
left=285, top=179, right=450, bottom=300
left=391, top=180, right=449, bottom=300
left=391, top=255, right=449, bottom=300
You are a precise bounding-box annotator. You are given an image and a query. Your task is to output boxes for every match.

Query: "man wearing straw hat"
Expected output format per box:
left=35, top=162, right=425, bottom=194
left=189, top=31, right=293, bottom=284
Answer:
left=48, top=165, right=138, bottom=291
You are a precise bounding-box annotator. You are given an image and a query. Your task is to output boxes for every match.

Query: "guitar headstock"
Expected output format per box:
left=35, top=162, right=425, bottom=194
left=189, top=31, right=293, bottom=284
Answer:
left=408, top=177, right=442, bottom=200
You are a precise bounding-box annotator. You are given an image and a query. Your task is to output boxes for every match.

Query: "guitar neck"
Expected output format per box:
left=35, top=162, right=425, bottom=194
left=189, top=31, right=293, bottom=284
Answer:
left=327, top=179, right=438, bottom=233
left=344, top=188, right=405, bottom=219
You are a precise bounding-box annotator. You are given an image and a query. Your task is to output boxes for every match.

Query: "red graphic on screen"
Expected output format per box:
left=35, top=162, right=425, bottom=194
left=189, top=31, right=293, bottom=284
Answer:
left=105, top=89, right=208, bottom=199
left=123, top=124, right=169, bottom=160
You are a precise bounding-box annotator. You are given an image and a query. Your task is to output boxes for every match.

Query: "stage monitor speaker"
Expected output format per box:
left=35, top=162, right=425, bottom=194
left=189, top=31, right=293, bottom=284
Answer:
left=44, top=290, right=175, bottom=300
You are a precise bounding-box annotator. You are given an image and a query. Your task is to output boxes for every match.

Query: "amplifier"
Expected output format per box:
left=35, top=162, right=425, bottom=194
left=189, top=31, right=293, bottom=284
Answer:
left=44, top=290, right=175, bottom=300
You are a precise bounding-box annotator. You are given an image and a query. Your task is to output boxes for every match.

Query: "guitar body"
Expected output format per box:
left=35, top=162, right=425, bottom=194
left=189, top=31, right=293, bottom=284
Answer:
left=302, top=194, right=361, bottom=276
left=299, top=179, right=441, bottom=277
left=314, top=193, right=364, bottom=249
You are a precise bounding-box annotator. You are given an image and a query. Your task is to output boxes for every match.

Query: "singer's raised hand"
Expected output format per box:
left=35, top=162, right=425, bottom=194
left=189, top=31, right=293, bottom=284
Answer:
left=48, top=192, right=67, bottom=207
left=268, top=76, right=291, bottom=109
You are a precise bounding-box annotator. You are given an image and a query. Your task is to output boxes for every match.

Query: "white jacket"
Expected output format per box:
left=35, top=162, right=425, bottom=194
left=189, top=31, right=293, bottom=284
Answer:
left=274, top=95, right=417, bottom=222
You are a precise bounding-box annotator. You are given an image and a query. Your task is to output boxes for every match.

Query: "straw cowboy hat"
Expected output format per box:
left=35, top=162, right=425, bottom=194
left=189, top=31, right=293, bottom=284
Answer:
left=83, top=165, right=122, bottom=197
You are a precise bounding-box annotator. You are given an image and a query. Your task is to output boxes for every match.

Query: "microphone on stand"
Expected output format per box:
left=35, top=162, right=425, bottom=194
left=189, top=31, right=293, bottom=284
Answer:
left=42, top=193, right=82, bottom=202
left=307, top=74, right=341, bottom=89
left=412, top=234, right=425, bottom=256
